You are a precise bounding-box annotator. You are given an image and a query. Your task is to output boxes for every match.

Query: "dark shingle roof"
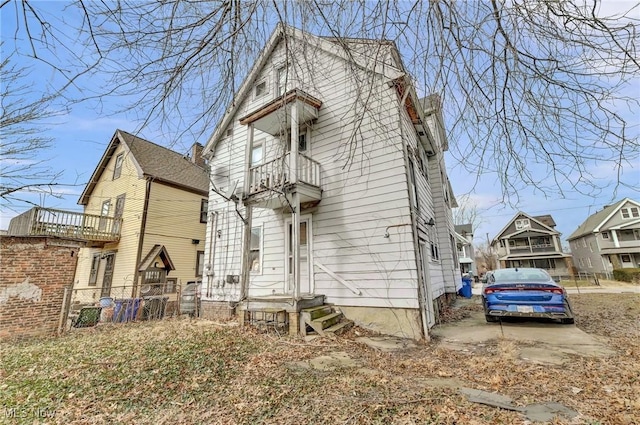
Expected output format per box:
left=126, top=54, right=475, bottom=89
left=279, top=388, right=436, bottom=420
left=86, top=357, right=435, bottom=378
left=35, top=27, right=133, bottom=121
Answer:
left=533, top=215, right=556, bottom=228
left=117, top=130, right=209, bottom=193
left=79, top=129, right=209, bottom=205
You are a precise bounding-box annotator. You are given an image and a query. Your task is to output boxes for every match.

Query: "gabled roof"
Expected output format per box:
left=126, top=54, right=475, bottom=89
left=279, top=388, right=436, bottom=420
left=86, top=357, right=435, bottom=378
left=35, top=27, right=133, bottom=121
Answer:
left=533, top=215, right=556, bottom=228
left=79, top=130, right=210, bottom=205
left=202, top=24, right=410, bottom=158
left=567, top=198, right=639, bottom=240
left=492, top=212, right=558, bottom=242
left=138, top=244, right=175, bottom=272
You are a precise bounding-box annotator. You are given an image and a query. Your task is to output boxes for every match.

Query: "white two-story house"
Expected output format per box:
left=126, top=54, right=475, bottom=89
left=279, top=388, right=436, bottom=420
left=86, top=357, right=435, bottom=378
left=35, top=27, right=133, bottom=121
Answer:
left=200, top=24, right=460, bottom=339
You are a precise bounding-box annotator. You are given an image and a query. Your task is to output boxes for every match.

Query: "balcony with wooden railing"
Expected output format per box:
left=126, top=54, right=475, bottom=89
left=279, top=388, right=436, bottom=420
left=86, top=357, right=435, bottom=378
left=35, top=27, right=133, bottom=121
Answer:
left=7, top=207, right=122, bottom=243
left=245, top=152, right=322, bottom=209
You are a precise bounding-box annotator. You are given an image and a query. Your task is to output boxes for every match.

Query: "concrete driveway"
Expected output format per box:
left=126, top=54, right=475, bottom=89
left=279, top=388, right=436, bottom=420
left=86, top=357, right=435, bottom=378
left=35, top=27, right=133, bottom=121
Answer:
left=431, top=298, right=616, bottom=365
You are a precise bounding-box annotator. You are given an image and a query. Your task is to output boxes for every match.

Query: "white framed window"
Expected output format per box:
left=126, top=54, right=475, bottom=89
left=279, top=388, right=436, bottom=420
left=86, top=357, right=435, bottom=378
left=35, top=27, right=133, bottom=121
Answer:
left=254, top=79, right=268, bottom=99
left=589, top=242, right=593, bottom=252
left=430, top=241, right=439, bottom=262
left=89, top=254, right=100, bottom=285
left=251, top=140, right=264, bottom=166
left=586, top=258, right=592, bottom=268
left=196, top=251, right=205, bottom=277
left=408, top=159, right=419, bottom=210
left=582, top=238, right=587, bottom=247
left=113, top=153, right=124, bottom=179
left=621, top=207, right=639, bottom=219
left=578, top=258, right=584, bottom=267
left=250, top=226, right=262, bottom=273
left=601, top=232, right=609, bottom=239
left=275, top=64, right=288, bottom=96
left=621, top=254, right=632, bottom=263
left=515, top=219, right=530, bottom=230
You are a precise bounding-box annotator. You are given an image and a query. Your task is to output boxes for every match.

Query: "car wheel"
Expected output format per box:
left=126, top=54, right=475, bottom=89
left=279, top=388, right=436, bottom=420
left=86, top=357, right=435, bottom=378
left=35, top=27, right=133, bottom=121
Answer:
left=485, top=315, right=500, bottom=323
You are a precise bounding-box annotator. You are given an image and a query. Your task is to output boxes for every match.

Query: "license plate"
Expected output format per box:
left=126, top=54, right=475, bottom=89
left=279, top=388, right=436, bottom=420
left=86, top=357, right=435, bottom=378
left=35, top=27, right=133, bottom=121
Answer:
left=517, top=306, right=534, bottom=313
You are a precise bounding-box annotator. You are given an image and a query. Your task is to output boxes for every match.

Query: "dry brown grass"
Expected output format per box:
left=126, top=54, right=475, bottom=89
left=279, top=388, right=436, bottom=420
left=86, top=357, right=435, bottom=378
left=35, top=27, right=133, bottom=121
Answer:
left=1, top=293, right=638, bottom=424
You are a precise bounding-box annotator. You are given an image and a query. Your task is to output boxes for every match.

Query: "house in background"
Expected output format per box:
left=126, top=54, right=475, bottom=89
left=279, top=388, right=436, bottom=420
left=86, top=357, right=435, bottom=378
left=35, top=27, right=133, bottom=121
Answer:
left=9, top=129, right=210, bottom=315
left=199, top=24, right=460, bottom=340
left=567, top=198, right=640, bottom=276
left=455, top=224, right=475, bottom=277
left=491, top=212, right=572, bottom=277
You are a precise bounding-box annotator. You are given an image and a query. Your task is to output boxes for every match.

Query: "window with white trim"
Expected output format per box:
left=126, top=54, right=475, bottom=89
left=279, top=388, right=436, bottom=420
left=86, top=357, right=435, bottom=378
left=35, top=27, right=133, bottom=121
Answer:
left=408, top=159, right=419, bottom=210
left=254, top=79, right=268, bottom=98
left=89, top=254, right=100, bottom=285
left=589, top=242, right=593, bottom=252
left=586, top=258, right=592, bottom=268
left=621, top=254, right=632, bottom=263
left=621, top=207, right=640, bottom=219
left=582, top=238, right=587, bottom=247
left=276, top=65, right=288, bottom=96
left=515, top=219, right=530, bottom=230
left=251, top=141, right=264, bottom=166
left=200, top=199, right=208, bottom=223
left=250, top=226, right=262, bottom=273
left=601, top=232, right=609, bottom=239
left=430, top=240, right=439, bottom=261
left=113, top=153, right=124, bottom=180
left=196, top=251, right=205, bottom=277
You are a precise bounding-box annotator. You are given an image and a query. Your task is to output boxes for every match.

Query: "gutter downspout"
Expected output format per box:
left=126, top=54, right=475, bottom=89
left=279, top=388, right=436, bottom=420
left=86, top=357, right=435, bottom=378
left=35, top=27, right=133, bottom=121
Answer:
left=132, top=178, right=151, bottom=298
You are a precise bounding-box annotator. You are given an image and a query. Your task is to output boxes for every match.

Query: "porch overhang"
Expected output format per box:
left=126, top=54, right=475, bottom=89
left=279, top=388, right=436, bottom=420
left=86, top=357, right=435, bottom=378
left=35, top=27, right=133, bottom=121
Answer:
left=499, top=253, right=569, bottom=260
left=138, top=244, right=176, bottom=272
left=238, top=89, right=322, bottom=136
left=600, top=247, right=640, bottom=254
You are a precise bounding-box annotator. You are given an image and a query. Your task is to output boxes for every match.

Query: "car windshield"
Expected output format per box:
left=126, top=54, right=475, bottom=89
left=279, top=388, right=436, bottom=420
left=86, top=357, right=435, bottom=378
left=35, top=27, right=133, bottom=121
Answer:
left=492, top=269, right=551, bottom=283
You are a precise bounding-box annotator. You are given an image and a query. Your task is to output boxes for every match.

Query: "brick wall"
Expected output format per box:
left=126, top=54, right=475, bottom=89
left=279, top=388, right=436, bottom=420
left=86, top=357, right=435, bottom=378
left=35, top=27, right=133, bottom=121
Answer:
left=0, top=236, right=82, bottom=340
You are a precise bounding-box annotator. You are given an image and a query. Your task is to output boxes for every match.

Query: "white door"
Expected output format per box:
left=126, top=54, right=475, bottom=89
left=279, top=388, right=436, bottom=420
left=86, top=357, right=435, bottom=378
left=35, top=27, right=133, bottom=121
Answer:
left=419, top=241, right=436, bottom=328
left=285, top=215, right=313, bottom=295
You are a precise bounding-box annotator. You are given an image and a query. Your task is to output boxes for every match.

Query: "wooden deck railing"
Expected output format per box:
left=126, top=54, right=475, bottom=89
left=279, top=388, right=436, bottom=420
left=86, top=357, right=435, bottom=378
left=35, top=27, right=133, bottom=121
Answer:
left=8, top=207, right=122, bottom=242
left=248, top=152, right=321, bottom=195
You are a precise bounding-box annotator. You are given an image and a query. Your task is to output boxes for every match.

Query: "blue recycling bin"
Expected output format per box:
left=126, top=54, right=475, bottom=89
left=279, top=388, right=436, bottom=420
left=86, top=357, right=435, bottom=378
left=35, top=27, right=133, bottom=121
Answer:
left=459, top=277, right=473, bottom=298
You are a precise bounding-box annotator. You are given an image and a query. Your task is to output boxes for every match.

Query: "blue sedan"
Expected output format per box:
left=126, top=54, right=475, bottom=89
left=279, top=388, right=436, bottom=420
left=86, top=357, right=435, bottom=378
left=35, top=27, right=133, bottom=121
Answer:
left=482, top=268, right=574, bottom=324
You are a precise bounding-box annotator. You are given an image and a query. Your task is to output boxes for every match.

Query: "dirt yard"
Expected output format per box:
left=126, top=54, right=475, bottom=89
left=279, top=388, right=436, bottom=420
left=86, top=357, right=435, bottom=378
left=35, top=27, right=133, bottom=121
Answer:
left=1, top=292, right=638, bottom=424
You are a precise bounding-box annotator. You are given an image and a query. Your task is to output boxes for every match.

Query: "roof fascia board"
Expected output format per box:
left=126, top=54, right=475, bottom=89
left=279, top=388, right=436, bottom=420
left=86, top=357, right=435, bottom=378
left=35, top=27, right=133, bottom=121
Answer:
left=594, top=198, right=638, bottom=232
left=147, top=177, right=209, bottom=197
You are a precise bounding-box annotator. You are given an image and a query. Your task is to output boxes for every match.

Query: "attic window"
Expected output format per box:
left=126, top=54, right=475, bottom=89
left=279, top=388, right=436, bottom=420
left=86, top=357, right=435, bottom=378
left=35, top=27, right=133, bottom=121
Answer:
left=621, top=207, right=639, bottom=219
left=515, top=219, right=530, bottom=230
left=113, top=153, right=124, bottom=180
left=601, top=232, right=609, bottom=239
left=254, top=80, right=267, bottom=98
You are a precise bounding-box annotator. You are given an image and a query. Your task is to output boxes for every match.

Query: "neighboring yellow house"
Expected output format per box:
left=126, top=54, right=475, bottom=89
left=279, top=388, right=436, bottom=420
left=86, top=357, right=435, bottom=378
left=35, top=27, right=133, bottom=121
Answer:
left=72, top=129, right=210, bottom=314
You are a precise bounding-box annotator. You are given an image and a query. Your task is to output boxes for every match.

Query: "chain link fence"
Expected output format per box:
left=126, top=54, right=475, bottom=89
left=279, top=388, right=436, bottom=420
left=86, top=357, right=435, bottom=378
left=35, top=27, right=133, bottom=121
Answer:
left=61, top=284, right=183, bottom=333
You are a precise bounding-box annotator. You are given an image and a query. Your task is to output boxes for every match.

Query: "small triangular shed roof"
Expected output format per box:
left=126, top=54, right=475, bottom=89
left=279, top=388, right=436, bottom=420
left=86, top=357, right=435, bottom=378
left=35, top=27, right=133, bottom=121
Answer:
left=138, top=244, right=175, bottom=272
left=567, top=198, right=637, bottom=240
left=202, top=23, right=436, bottom=158
left=79, top=130, right=210, bottom=205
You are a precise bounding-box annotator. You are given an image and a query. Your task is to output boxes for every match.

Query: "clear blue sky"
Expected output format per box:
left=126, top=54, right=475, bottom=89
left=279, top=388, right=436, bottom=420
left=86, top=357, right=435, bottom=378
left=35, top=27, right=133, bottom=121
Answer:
left=1, top=1, right=638, bottom=248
